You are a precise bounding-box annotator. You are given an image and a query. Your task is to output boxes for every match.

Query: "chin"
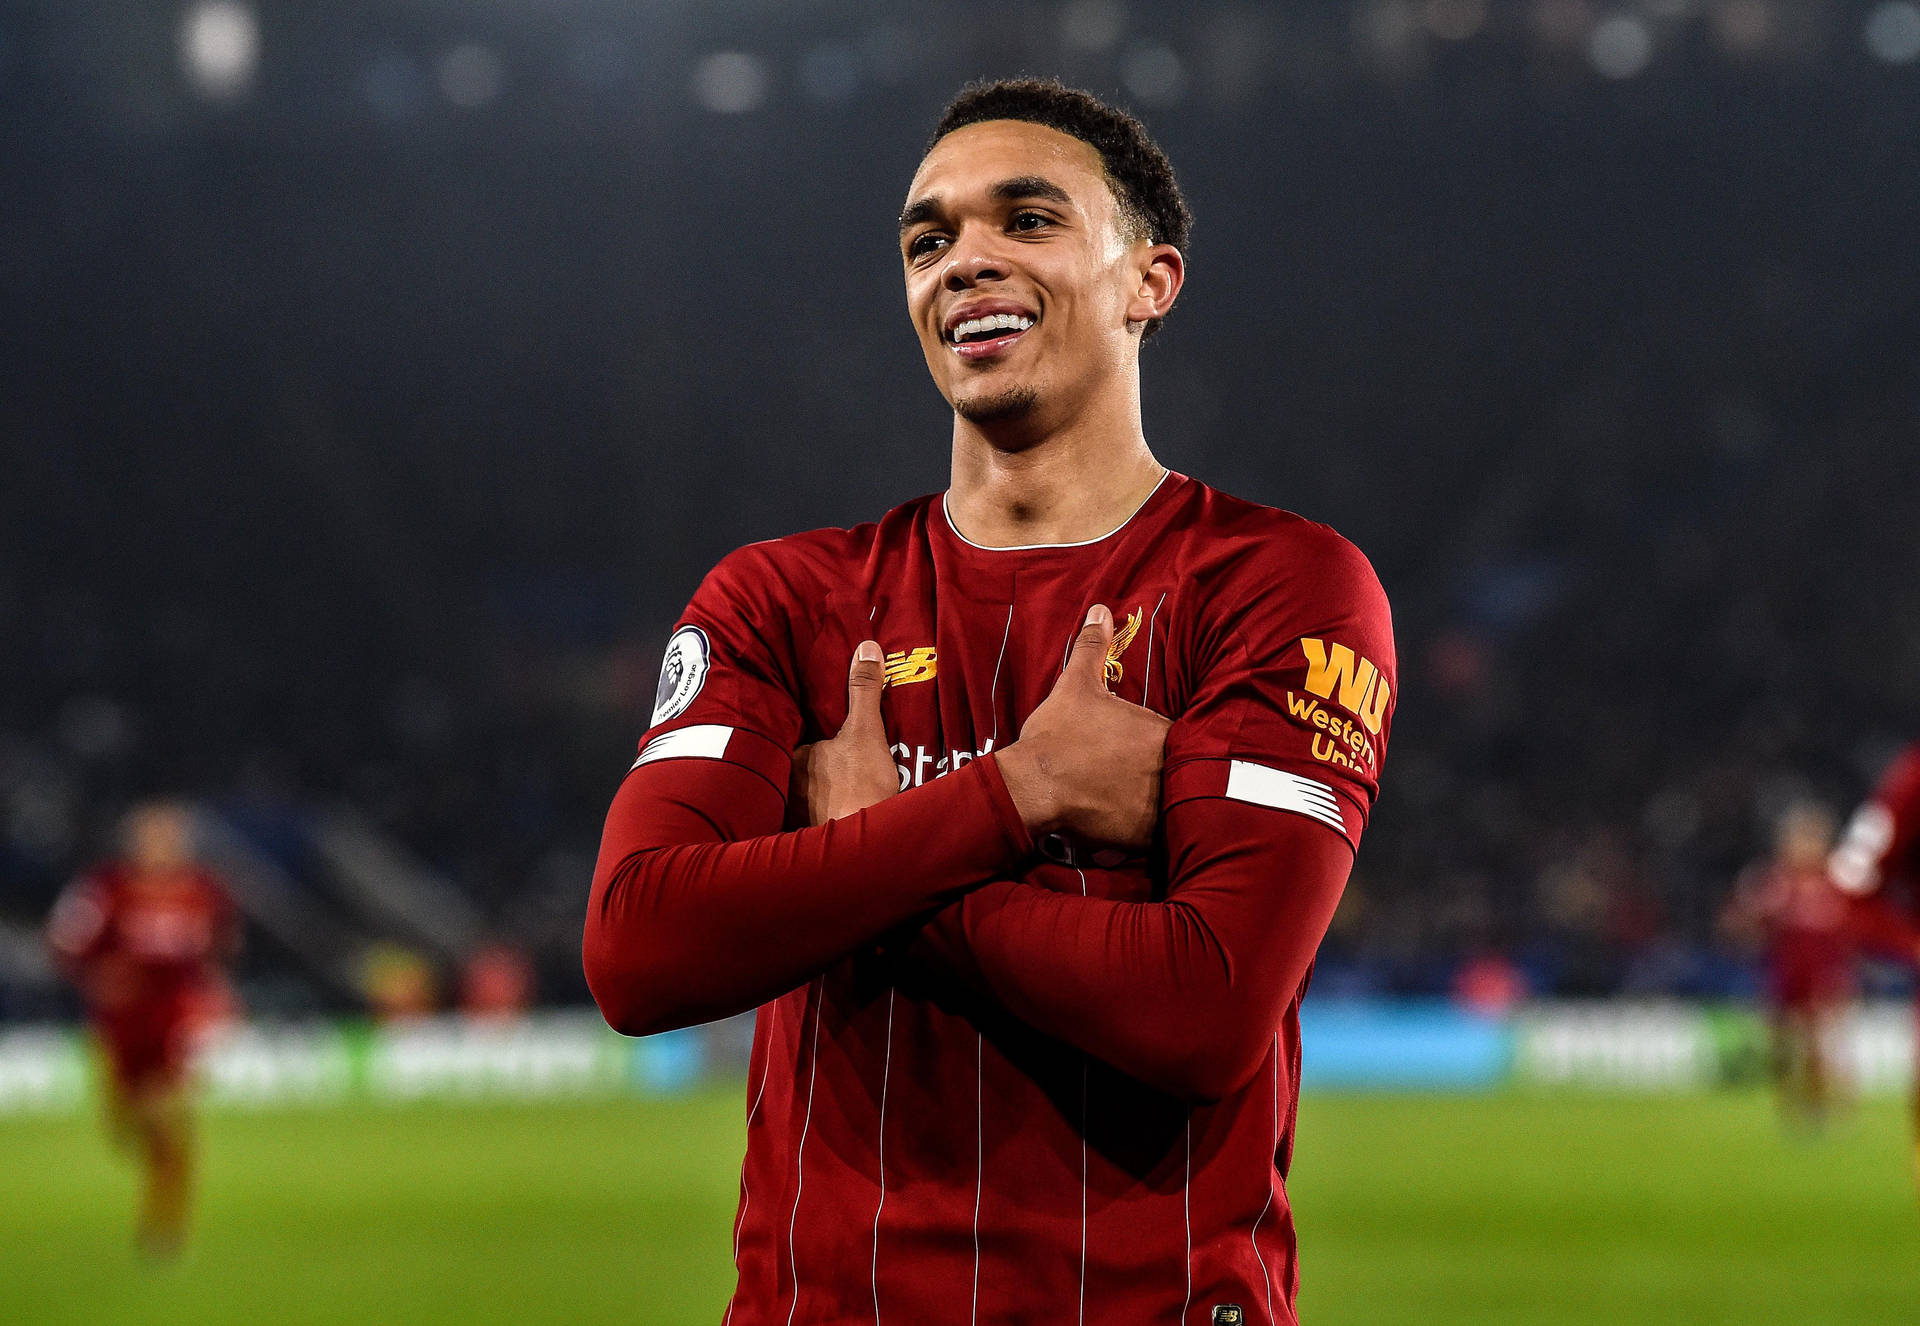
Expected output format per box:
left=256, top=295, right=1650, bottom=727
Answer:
left=952, top=382, right=1041, bottom=424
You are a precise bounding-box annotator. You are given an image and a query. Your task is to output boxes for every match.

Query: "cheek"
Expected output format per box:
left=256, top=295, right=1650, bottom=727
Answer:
left=907, top=291, right=942, bottom=348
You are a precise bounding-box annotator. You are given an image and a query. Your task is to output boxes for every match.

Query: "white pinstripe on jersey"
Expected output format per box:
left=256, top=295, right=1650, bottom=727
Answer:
left=972, top=601, right=1015, bottom=1326
left=871, top=989, right=896, bottom=1324
left=1250, top=1036, right=1280, bottom=1323
left=785, top=982, right=825, bottom=1326
left=722, top=1045, right=773, bottom=1326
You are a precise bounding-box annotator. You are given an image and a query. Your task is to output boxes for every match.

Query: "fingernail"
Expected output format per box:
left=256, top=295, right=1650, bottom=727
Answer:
left=856, top=640, right=883, bottom=663
left=1085, top=604, right=1108, bottom=627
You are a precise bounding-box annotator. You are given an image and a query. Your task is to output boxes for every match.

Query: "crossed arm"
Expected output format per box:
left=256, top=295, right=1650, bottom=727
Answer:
left=584, top=619, right=1355, bottom=1101
left=584, top=750, right=1027, bottom=1035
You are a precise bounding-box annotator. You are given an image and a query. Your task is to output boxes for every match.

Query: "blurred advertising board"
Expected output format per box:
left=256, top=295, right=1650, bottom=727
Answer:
left=0, top=1003, right=1911, bottom=1113
left=0, top=1012, right=729, bottom=1115
left=1299, top=1000, right=1511, bottom=1090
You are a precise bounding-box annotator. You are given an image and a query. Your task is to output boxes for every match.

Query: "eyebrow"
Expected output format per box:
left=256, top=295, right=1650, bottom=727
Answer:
left=897, top=175, right=1075, bottom=234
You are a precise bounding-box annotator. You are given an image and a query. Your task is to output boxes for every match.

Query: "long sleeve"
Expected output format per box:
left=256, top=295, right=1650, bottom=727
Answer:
left=925, top=797, right=1352, bottom=1102
left=1849, top=893, right=1920, bottom=962
left=45, top=875, right=110, bottom=982
left=582, top=537, right=1027, bottom=1036
left=1831, top=743, right=1920, bottom=962
left=584, top=748, right=1029, bottom=1036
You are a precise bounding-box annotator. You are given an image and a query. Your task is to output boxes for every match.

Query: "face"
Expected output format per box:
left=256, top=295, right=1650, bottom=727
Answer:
left=126, top=803, right=193, bottom=872
left=899, top=120, right=1181, bottom=434
left=1776, top=805, right=1833, bottom=869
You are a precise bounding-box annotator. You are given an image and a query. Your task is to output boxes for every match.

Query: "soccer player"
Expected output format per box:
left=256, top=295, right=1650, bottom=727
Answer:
left=584, top=80, right=1395, bottom=1324
left=1721, top=802, right=1852, bottom=1127
left=1829, top=743, right=1920, bottom=1184
left=46, top=802, right=238, bottom=1256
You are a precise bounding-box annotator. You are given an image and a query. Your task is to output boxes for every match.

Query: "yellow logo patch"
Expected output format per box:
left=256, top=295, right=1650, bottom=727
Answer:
left=883, top=647, right=938, bottom=687
left=1104, top=607, right=1145, bottom=686
left=1299, top=637, right=1390, bottom=735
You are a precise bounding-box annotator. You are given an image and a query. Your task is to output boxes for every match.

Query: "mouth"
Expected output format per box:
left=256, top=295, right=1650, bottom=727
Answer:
left=943, top=307, right=1037, bottom=362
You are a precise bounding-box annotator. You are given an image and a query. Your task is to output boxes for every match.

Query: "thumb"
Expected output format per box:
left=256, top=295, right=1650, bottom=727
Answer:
left=843, top=640, right=886, bottom=734
left=1064, top=604, right=1113, bottom=689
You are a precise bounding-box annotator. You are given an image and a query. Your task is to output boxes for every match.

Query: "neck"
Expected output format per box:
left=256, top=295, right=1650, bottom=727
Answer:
left=945, top=373, right=1164, bottom=548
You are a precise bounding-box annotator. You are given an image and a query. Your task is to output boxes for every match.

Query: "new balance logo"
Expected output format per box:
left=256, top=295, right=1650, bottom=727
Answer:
left=883, top=646, right=937, bottom=687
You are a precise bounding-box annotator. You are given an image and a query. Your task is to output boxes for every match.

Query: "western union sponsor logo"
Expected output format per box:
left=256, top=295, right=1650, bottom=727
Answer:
left=883, top=646, right=937, bottom=687
left=1300, top=637, right=1390, bottom=735
left=1285, top=693, right=1376, bottom=771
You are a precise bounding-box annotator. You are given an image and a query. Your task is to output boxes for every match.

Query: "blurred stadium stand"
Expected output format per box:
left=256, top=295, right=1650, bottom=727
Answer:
left=3, top=0, right=1920, bottom=1020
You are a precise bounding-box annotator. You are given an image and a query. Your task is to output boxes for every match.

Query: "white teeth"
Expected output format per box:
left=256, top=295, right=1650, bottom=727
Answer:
left=949, top=313, right=1035, bottom=343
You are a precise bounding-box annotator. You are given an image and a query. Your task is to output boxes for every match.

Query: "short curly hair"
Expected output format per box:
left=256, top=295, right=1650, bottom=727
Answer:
left=929, top=78, right=1191, bottom=340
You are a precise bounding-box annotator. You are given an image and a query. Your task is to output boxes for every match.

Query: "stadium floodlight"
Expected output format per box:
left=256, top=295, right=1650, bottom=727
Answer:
left=437, top=43, right=504, bottom=109
left=692, top=51, right=768, bottom=114
left=178, top=0, right=259, bottom=101
left=1588, top=15, right=1654, bottom=79
left=1865, top=2, right=1920, bottom=64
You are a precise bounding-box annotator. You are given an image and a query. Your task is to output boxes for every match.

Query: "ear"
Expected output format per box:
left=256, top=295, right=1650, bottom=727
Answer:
left=1124, top=242, right=1184, bottom=329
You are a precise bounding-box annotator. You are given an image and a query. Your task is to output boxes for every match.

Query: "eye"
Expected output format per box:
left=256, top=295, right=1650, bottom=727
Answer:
left=1010, top=210, right=1052, bottom=233
left=907, top=231, right=948, bottom=259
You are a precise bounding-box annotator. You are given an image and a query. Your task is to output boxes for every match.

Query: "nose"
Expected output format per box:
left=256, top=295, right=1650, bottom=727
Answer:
left=942, top=231, right=1008, bottom=292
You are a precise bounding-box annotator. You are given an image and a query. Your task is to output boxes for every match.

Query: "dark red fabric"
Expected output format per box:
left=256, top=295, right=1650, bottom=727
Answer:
left=46, top=864, right=235, bottom=1090
left=584, top=753, right=1029, bottom=1034
left=1834, top=743, right=1920, bottom=961
left=927, top=799, right=1353, bottom=1103
left=1728, top=861, right=1856, bottom=1011
left=98, top=1003, right=203, bottom=1091
left=1767, top=929, right=1854, bottom=1009
left=589, top=474, right=1394, bottom=1326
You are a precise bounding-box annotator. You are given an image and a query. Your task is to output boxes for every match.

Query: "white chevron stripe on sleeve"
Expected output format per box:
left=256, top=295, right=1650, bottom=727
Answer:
left=631, top=724, right=734, bottom=770
left=1223, top=760, right=1347, bottom=835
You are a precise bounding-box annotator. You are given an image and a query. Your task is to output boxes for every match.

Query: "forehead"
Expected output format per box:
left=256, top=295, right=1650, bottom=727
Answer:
left=907, top=119, right=1115, bottom=216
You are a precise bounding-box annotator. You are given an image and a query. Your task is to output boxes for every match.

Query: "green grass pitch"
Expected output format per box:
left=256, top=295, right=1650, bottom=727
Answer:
left=5, top=1087, right=1919, bottom=1323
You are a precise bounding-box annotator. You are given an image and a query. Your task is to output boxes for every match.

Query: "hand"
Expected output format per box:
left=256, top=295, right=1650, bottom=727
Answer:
left=996, top=604, right=1171, bottom=850
left=790, top=640, right=901, bottom=825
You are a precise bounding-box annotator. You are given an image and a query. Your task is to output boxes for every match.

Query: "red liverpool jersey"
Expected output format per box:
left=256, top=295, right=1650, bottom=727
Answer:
left=1832, top=743, right=1920, bottom=963
left=604, top=472, right=1394, bottom=1325
left=48, top=863, right=234, bottom=1004
left=47, top=863, right=236, bottom=1086
left=1729, top=861, right=1854, bottom=1008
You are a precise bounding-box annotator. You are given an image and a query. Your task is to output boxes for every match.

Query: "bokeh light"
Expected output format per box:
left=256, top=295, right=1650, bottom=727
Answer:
left=693, top=50, right=768, bottom=114
left=178, top=0, right=259, bottom=101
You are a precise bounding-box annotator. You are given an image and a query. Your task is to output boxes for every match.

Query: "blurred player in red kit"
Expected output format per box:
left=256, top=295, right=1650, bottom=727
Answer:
left=1829, top=744, right=1920, bottom=1185
left=1721, top=802, right=1852, bottom=1127
left=46, top=802, right=238, bottom=1255
left=584, top=80, right=1394, bottom=1323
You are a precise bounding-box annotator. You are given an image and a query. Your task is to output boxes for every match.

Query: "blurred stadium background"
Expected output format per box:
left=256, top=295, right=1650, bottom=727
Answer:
left=5, top=0, right=1920, bottom=1320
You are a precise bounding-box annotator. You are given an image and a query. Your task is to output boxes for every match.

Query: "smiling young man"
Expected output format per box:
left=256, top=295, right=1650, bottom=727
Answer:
left=584, top=80, right=1395, bottom=1325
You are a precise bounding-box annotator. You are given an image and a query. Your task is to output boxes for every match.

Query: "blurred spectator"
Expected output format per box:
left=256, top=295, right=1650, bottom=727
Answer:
left=460, top=944, right=535, bottom=1020
left=360, top=945, right=437, bottom=1022
left=44, top=802, right=239, bottom=1255
left=1453, top=951, right=1529, bottom=1017
left=1720, top=803, right=1853, bottom=1127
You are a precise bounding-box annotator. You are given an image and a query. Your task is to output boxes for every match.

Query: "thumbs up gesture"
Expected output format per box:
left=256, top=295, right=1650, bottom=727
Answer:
left=790, top=641, right=903, bottom=825
left=997, top=605, right=1172, bottom=850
